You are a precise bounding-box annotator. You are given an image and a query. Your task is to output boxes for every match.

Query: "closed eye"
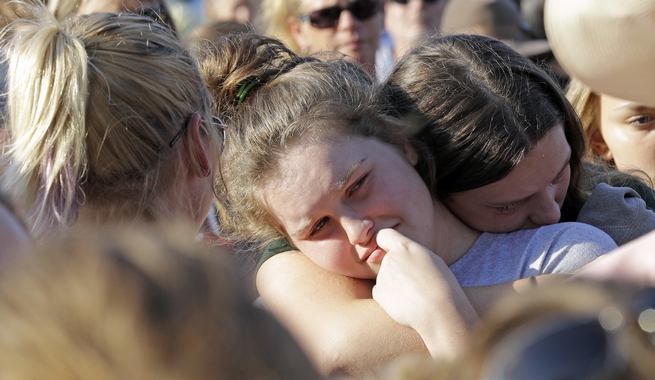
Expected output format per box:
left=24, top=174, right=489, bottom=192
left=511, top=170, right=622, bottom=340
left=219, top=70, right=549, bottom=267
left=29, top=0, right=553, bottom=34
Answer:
left=496, top=202, right=519, bottom=214
left=309, top=217, right=329, bottom=238
left=553, top=163, right=570, bottom=182
left=348, top=173, right=369, bottom=197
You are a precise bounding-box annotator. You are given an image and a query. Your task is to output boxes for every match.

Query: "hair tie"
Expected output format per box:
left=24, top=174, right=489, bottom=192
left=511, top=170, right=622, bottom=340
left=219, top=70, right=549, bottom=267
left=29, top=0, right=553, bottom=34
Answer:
left=236, top=80, right=260, bottom=105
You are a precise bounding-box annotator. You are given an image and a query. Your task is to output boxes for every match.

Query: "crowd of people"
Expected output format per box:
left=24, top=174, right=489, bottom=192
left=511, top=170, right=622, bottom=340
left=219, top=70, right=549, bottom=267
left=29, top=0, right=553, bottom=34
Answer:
left=0, top=0, right=654, bottom=378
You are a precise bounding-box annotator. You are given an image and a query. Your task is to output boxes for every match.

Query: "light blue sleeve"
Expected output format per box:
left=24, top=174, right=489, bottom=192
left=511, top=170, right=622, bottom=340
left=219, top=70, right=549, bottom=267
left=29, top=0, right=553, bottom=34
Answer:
left=533, top=222, right=618, bottom=275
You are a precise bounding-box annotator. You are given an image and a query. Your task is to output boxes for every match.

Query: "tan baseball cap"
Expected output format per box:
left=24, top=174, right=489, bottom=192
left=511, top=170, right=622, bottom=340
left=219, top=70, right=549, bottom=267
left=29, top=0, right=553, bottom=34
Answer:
left=545, top=0, right=655, bottom=107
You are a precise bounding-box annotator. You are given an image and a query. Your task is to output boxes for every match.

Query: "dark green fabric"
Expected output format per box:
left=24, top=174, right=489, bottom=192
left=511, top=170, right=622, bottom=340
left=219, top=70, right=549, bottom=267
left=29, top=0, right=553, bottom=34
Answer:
left=257, top=238, right=297, bottom=271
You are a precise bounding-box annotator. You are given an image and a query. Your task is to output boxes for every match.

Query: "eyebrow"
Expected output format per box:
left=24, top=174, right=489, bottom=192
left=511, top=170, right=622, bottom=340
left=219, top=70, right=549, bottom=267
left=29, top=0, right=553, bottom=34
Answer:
left=615, top=104, right=655, bottom=113
left=489, top=150, right=571, bottom=207
left=290, top=158, right=366, bottom=238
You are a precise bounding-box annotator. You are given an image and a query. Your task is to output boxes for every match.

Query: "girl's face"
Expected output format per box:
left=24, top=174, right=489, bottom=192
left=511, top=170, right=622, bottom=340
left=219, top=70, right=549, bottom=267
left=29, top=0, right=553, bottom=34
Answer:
left=289, top=0, right=383, bottom=70
left=444, top=125, right=572, bottom=233
left=262, top=134, right=439, bottom=279
left=595, top=94, right=655, bottom=187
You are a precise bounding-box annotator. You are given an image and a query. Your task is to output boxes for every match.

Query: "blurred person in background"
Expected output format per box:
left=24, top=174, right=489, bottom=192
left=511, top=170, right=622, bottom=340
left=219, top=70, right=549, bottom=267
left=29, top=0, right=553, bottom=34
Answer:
left=257, top=0, right=383, bottom=76
left=440, top=0, right=567, bottom=87
left=383, top=0, right=447, bottom=61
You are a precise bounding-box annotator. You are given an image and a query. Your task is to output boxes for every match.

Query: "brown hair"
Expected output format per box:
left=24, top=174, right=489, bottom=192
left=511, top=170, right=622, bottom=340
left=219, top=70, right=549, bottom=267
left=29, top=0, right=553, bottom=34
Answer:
left=198, top=33, right=407, bottom=245
left=0, top=224, right=321, bottom=379
left=381, top=34, right=587, bottom=221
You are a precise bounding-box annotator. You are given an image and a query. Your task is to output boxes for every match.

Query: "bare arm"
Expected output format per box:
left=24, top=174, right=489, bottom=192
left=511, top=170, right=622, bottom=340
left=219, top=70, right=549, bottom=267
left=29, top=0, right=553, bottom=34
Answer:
left=256, top=250, right=427, bottom=377
left=256, top=249, right=551, bottom=376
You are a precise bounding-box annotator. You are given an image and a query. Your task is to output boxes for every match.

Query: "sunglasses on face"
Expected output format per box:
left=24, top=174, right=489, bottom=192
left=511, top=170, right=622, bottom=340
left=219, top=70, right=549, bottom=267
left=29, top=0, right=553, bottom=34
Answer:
left=297, top=0, right=381, bottom=29
left=169, top=115, right=227, bottom=153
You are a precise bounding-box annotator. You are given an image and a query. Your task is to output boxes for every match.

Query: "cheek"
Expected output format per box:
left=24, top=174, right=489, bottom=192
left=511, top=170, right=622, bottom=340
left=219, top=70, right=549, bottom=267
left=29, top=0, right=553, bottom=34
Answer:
left=304, top=28, right=336, bottom=50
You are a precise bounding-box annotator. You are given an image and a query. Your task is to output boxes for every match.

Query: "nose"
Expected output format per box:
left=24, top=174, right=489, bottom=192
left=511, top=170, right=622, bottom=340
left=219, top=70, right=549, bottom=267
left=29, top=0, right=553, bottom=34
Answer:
left=528, top=188, right=562, bottom=227
left=338, top=9, right=358, bottom=29
left=341, top=214, right=374, bottom=247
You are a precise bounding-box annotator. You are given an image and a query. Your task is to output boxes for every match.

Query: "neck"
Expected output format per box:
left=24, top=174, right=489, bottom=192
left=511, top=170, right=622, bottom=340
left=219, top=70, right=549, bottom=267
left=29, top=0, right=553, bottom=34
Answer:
left=429, top=200, right=482, bottom=266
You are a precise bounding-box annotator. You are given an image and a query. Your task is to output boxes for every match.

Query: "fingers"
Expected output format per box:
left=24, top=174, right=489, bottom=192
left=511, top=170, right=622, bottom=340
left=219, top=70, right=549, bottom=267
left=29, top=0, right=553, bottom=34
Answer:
left=376, top=228, right=425, bottom=254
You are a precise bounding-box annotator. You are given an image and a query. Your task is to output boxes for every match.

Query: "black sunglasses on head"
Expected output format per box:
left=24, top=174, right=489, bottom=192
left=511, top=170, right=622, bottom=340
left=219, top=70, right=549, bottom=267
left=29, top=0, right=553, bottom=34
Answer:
left=298, top=0, right=381, bottom=29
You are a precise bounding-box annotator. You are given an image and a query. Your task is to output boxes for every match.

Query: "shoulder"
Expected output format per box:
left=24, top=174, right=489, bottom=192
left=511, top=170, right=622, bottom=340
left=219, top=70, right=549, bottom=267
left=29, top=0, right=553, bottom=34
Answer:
left=533, top=222, right=617, bottom=267
left=578, top=183, right=655, bottom=246
left=257, top=238, right=297, bottom=271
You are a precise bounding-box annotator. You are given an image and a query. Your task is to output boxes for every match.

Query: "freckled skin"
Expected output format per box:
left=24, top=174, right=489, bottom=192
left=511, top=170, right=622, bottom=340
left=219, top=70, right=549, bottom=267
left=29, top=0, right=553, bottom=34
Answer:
left=263, top=135, right=439, bottom=279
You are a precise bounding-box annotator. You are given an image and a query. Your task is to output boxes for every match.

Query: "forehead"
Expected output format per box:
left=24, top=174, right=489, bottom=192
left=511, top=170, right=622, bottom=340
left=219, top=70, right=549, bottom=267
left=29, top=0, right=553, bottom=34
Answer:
left=457, top=125, right=570, bottom=203
left=262, top=136, right=358, bottom=228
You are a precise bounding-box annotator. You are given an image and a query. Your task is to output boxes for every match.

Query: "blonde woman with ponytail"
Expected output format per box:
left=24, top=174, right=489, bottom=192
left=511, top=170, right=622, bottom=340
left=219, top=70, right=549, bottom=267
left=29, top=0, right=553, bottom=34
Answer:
left=2, top=2, right=224, bottom=239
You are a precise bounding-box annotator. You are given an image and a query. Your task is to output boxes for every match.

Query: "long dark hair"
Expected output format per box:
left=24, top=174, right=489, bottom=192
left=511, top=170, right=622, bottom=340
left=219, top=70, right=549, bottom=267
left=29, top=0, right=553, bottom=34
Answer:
left=380, top=33, right=587, bottom=221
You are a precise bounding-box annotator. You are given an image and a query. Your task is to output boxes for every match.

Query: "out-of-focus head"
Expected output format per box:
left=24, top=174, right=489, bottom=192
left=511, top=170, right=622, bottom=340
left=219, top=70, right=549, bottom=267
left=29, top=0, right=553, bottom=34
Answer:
left=383, top=0, right=448, bottom=59
left=452, top=281, right=655, bottom=380
left=258, top=0, right=382, bottom=74
left=2, top=3, right=222, bottom=238
left=545, top=0, right=655, bottom=108
left=568, top=78, right=655, bottom=187
left=440, top=0, right=551, bottom=59
left=205, top=0, right=261, bottom=24
left=198, top=33, right=409, bottom=250
left=381, top=33, right=586, bottom=232
left=0, top=224, right=321, bottom=379
left=384, top=0, right=446, bottom=32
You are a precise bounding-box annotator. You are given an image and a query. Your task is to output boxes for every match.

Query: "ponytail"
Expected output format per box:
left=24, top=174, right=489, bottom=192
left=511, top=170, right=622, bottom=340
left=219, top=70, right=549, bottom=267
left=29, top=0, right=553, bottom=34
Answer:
left=3, top=4, right=88, bottom=238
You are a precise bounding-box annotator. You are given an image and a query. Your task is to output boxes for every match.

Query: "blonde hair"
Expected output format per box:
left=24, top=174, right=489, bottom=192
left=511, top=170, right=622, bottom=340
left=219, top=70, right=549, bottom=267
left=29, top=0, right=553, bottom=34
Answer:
left=256, top=0, right=304, bottom=53
left=2, top=3, right=219, bottom=238
left=0, top=224, right=321, bottom=379
left=566, top=77, right=601, bottom=161
left=198, top=33, right=406, bottom=246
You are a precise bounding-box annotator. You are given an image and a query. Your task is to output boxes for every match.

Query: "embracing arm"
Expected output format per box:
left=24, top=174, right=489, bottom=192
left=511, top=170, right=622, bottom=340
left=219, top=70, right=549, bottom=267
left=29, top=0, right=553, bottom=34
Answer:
left=256, top=250, right=427, bottom=377
left=256, top=248, right=553, bottom=376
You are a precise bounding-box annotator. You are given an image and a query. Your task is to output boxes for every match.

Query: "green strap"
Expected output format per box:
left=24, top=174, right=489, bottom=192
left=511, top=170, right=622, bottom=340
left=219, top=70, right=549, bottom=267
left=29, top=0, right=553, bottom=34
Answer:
left=236, top=80, right=259, bottom=105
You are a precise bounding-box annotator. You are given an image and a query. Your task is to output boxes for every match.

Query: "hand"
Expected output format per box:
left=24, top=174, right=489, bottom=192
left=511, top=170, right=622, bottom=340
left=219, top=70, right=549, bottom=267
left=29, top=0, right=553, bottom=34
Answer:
left=573, top=230, right=655, bottom=286
left=372, top=228, right=477, bottom=358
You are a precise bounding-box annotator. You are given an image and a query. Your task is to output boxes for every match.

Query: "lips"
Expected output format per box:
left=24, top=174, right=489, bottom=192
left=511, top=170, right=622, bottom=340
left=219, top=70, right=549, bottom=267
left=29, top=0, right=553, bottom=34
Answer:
left=361, top=245, right=385, bottom=264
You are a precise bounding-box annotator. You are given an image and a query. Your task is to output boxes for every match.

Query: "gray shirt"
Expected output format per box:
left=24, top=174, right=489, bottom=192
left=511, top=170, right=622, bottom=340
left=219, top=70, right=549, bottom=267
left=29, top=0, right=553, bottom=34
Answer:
left=577, top=183, right=655, bottom=246
left=450, top=222, right=617, bottom=286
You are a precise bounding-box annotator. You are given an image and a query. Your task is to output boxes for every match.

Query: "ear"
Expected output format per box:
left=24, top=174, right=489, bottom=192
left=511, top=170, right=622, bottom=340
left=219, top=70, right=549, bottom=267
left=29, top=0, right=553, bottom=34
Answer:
left=589, top=130, right=614, bottom=161
left=184, top=113, right=211, bottom=178
left=287, top=16, right=309, bottom=52
left=402, top=141, right=419, bottom=166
